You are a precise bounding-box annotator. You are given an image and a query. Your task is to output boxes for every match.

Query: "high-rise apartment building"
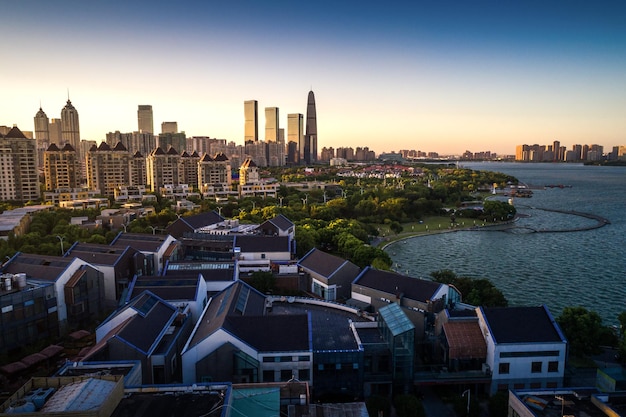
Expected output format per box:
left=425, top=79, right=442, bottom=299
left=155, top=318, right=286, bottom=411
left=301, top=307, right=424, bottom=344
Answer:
left=179, top=151, right=200, bottom=189
left=304, top=91, right=317, bottom=164
left=244, top=100, right=258, bottom=142
left=61, top=99, right=80, bottom=152
left=106, top=131, right=156, bottom=156
left=34, top=107, right=50, bottom=169
left=146, top=147, right=181, bottom=192
left=198, top=152, right=232, bottom=187
left=130, top=151, right=147, bottom=187
left=0, top=126, right=40, bottom=202
left=287, top=113, right=303, bottom=165
left=137, top=105, right=154, bottom=133
left=86, top=142, right=132, bottom=197
left=43, top=143, right=80, bottom=191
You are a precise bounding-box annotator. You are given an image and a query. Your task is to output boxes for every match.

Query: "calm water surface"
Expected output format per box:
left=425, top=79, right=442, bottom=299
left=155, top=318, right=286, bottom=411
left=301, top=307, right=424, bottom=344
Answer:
left=386, top=162, right=626, bottom=324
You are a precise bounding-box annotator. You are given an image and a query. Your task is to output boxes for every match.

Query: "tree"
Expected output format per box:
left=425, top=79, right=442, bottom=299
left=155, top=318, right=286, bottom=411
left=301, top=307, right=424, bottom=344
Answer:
left=557, top=306, right=606, bottom=357
left=249, top=271, right=276, bottom=294
left=430, top=270, right=508, bottom=307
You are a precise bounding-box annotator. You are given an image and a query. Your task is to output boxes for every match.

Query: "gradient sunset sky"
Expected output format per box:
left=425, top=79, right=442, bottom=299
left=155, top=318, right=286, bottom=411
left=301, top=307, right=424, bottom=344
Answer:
left=3, top=1, right=625, bottom=155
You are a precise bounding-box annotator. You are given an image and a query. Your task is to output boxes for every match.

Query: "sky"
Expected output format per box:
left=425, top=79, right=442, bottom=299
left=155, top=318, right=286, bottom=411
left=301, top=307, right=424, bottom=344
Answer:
left=2, top=0, right=625, bottom=155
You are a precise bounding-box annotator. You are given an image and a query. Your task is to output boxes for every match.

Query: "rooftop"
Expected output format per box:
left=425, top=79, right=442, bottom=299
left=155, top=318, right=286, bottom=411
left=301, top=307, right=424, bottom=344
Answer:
left=480, top=305, right=565, bottom=344
left=354, top=267, right=443, bottom=303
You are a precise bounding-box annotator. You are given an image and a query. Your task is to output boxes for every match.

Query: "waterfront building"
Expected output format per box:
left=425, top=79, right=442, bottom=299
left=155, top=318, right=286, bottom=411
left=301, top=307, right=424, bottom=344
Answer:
left=244, top=100, right=258, bottom=142
left=298, top=248, right=361, bottom=301
left=86, top=142, right=132, bottom=198
left=303, top=90, right=317, bottom=164
left=477, top=305, right=567, bottom=394
left=43, top=143, right=80, bottom=190
left=0, top=126, right=40, bottom=202
left=137, top=104, right=154, bottom=133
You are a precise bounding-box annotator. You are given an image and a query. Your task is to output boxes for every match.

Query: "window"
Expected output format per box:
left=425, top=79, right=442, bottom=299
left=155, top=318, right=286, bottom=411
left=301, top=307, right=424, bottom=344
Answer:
left=531, top=361, right=542, bottom=373
left=548, top=361, right=559, bottom=372
left=498, top=363, right=510, bottom=374
left=263, top=370, right=275, bottom=382
left=280, top=369, right=293, bottom=381
left=298, top=369, right=310, bottom=381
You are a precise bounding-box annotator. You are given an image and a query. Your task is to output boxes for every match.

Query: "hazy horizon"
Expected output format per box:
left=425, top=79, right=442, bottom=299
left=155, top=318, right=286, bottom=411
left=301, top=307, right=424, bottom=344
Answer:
left=2, top=1, right=625, bottom=155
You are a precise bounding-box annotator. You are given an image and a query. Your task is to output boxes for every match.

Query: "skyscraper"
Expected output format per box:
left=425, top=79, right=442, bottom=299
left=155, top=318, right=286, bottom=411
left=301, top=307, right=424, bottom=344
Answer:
left=0, top=126, right=40, bottom=202
left=244, top=100, right=258, bottom=142
left=304, top=90, right=317, bottom=164
left=34, top=107, right=50, bottom=168
left=138, top=105, right=154, bottom=133
left=161, top=121, right=178, bottom=134
left=61, top=99, right=80, bottom=151
left=43, top=143, right=80, bottom=191
left=287, top=113, right=303, bottom=165
left=265, top=107, right=279, bottom=142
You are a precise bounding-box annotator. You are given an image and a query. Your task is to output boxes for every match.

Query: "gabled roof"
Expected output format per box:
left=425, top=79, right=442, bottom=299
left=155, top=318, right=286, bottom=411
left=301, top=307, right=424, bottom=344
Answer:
left=61, top=143, right=76, bottom=152
left=1, top=252, right=76, bottom=282
left=190, top=150, right=199, bottom=157
left=199, top=153, right=213, bottom=162
left=167, top=146, right=179, bottom=155
left=480, top=305, right=566, bottom=344
left=180, top=151, right=190, bottom=157
left=66, top=242, right=134, bottom=266
left=46, top=143, right=61, bottom=151
left=298, top=248, right=357, bottom=278
left=187, top=281, right=267, bottom=348
left=127, top=275, right=201, bottom=303
left=264, top=214, right=294, bottom=231
left=110, top=232, right=173, bottom=252
left=113, top=142, right=127, bottom=151
left=97, top=142, right=112, bottom=151
left=5, top=126, right=27, bottom=139
left=213, top=152, right=228, bottom=161
left=166, top=211, right=224, bottom=238
left=240, top=158, right=256, bottom=168
left=234, top=235, right=290, bottom=253
left=98, top=291, right=179, bottom=355
left=151, top=147, right=166, bottom=156
left=353, top=267, right=443, bottom=303
left=133, top=150, right=143, bottom=158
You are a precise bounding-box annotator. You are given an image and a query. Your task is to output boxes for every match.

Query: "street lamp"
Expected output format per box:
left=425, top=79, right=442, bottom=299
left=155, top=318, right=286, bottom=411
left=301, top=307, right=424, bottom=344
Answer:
left=462, top=389, right=470, bottom=416
left=148, top=226, right=157, bottom=235
left=56, top=235, right=65, bottom=256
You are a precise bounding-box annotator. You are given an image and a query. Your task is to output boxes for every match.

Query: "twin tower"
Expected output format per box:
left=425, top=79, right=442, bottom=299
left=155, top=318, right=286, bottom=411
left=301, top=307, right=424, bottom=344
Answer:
left=244, top=90, right=317, bottom=165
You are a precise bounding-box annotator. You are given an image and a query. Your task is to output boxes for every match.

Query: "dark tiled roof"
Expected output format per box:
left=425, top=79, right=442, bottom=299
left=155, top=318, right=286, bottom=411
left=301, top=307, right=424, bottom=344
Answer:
left=5, top=126, right=27, bottom=139
left=199, top=153, right=213, bottom=162
left=61, top=143, right=76, bottom=152
left=166, top=212, right=224, bottom=238
left=89, top=144, right=98, bottom=151
left=151, top=147, right=166, bottom=156
left=129, top=276, right=200, bottom=302
left=354, top=267, right=442, bottom=303
left=187, top=281, right=267, bottom=348
left=213, top=152, right=228, bottom=161
left=166, top=146, right=179, bottom=155
left=108, top=291, right=178, bottom=355
left=480, top=306, right=564, bottom=344
left=298, top=248, right=353, bottom=278
left=235, top=235, right=290, bottom=253
left=2, top=253, right=74, bottom=281
left=266, top=214, right=294, bottom=231
left=67, top=242, right=131, bottom=266
left=191, top=151, right=199, bottom=157
left=241, top=158, right=256, bottom=168
left=98, top=142, right=112, bottom=151
left=226, top=315, right=309, bottom=352
left=110, top=233, right=171, bottom=252
left=113, top=142, right=127, bottom=151
left=46, top=143, right=60, bottom=151
left=133, top=151, right=143, bottom=158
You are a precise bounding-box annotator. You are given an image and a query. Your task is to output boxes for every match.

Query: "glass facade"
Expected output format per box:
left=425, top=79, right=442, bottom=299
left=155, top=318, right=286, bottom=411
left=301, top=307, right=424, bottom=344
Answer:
left=378, top=303, right=415, bottom=389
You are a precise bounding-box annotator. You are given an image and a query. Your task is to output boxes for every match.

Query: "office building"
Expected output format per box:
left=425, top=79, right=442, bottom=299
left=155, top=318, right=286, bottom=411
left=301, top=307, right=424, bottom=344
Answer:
left=60, top=99, right=80, bottom=152
left=137, top=104, right=154, bottom=133
left=0, top=126, right=40, bottom=202
left=287, top=113, right=303, bottom=164
left=86, top=142, right=132, bottom=197
left=48, top=118, right=62, bottom=145
left=157, top=132, right=186, bottom=153
left=161, top=121, right=178, bottom=134
left=304, top=91, right=317, bottom=164
left=244, top=100, right=258, bottom=142
left=43, top=143, right=80, bottom=191
left=265, top=107, right=279, bottom=142
left=34, top=107, right=49, bottom=168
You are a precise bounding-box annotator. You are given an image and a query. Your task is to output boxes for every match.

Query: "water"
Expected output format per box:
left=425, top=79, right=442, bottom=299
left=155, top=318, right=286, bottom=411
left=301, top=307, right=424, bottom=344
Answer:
left=386, top=162, right=626, bottom=325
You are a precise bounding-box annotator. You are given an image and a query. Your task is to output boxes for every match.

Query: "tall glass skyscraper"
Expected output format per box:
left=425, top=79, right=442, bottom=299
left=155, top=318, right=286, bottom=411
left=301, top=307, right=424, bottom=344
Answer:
left=244, top=100, right=258, bottom=142
left=61, top=99, right=80, bottom=152
left=265, top=107, right=279, bottom=142
left=304, top=91, right=317, bottom=164
left=287, top=113, right=303, bottom=165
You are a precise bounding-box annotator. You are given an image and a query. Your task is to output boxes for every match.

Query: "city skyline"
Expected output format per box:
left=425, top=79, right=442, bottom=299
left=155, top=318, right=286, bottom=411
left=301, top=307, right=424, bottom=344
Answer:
left=2, top=1, right=625, bottom=155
